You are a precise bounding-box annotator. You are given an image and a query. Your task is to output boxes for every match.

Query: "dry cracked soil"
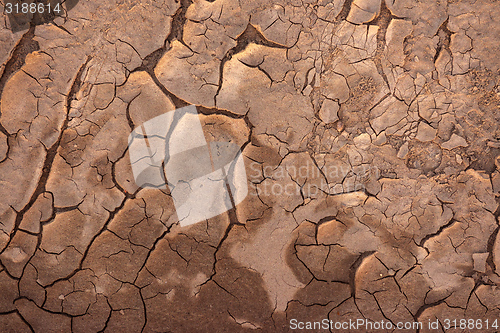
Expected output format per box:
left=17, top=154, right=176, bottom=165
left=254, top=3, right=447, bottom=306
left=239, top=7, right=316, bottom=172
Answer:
left=1, top=0, right=500, bottom=332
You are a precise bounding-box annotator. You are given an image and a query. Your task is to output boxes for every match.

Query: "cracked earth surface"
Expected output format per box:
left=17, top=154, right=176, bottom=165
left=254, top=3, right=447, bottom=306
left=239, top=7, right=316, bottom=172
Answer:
left=1, top=0, right=500, bottom=332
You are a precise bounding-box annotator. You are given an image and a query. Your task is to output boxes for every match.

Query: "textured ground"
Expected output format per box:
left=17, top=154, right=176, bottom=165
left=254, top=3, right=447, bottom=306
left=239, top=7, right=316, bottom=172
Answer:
left=1, top=0, right=500, bottom=332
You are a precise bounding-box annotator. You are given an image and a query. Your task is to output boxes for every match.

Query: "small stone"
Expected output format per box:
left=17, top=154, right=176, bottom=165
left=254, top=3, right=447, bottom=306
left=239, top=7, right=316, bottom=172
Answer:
left=0, top=231, right=38, bottom=278
left=397, top=142, right=409, bottom=159
left=365, top=179, right=381, bottom=195
left=336, top=120, right=345, bottom=133
left=319, top=99, right=339, bottom=124
left=3, top=247, right=27, bottom=263
left=441, top=134, right=468, bottom=150
left=472, top=253, right=489, bottom=273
